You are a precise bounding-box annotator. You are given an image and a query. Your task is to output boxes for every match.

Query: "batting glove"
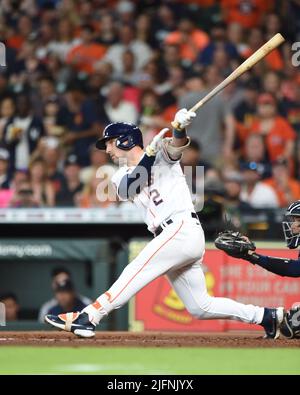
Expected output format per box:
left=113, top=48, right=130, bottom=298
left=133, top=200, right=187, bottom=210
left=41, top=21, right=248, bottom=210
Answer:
left=145, top=128, right=169, bottom=157
left=173, top=108, right=196, bottom=129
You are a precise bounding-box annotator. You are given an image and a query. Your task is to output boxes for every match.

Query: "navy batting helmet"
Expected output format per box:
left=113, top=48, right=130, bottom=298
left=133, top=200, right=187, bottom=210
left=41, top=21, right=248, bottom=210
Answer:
left=282, top=200, right=300, bottom=249
left=96, top=122, right=143, bottom=151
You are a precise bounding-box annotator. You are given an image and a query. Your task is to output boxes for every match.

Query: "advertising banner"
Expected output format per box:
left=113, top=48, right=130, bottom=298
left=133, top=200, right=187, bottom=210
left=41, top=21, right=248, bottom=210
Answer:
left=129, top=241, right=300, bottom=332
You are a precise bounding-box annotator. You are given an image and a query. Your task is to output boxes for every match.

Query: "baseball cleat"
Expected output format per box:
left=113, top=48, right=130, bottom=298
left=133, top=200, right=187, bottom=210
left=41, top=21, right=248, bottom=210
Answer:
left=45, top=312, right=96, bottom=338
left=260, top=307, right=285, bottom=339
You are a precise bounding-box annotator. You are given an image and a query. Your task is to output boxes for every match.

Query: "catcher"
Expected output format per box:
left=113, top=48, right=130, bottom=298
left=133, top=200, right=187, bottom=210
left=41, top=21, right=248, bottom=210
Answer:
left=215, top=200, right=300, bottom=339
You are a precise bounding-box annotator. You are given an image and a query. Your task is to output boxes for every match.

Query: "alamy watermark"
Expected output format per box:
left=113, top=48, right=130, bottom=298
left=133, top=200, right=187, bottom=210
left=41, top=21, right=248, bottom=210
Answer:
left=0, top=42, right=6, bottom=67
left=0, top=302, right=5, bottom=326
left=291, top=42, right=300, bottom=67
left=95, top=162, right=205, bottom=210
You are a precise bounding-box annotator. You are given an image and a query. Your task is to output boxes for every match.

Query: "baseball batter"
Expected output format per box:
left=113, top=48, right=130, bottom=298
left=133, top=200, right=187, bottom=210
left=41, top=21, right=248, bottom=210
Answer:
left=45, top=109, right=284, bottom=338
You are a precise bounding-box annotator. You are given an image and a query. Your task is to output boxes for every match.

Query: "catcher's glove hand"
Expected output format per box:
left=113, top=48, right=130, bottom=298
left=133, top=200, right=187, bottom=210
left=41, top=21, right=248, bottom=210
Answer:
left=214, top=230, right=256, bottom=259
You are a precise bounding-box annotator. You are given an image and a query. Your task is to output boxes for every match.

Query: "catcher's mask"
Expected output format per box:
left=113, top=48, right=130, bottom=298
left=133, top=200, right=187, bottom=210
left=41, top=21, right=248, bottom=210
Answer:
left=96, top=122, right=144, bottom=151
left=282, top=200, right=300, bottom=249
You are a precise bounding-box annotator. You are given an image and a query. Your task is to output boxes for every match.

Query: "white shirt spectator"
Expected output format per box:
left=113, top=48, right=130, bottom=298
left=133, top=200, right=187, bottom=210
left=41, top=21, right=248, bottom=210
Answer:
left=102, top=40, right=152, bottom=74
left=13, top=117, right=32, bottom=170
left=240, top=182, right=279, bottom=208
left=104, top=100, right=138, bottom=124
left=47, top=38, right=82, bottom=61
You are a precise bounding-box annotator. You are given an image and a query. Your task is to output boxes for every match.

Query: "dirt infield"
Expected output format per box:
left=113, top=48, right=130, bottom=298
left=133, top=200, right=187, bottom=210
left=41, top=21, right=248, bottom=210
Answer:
left=0, top=331, right=299, bottom=348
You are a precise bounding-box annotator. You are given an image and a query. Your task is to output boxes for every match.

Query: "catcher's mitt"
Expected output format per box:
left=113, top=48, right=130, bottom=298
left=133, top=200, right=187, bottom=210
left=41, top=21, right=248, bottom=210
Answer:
left=214, top=230, right=256, bottom=258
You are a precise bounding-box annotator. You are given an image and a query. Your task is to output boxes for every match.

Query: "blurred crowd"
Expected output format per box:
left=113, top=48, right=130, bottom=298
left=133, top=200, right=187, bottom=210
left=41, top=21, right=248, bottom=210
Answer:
left=0, top=0, right=299, bottom=215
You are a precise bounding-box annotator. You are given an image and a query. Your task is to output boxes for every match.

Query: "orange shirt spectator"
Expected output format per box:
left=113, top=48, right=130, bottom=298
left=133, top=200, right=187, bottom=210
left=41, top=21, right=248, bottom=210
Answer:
left=162, top=104, right=178, bottom=124
left=250, top=116, right=296, bottom=162
left=66, top=24, right=107, bottom=75
left=265, top=178, right=300, bottom=207
left=165, top=18, right=209, bottom=63
left=239, top=94, right=297, bottom=166
left=221, top=0, right=273, bottom=29
left=66, top=43, right=106, bottom=74
left=264, top=160, right=300, bottom=207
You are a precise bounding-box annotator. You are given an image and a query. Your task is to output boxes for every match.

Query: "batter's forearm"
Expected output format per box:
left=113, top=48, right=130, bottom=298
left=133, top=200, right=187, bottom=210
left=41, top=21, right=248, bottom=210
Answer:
left=171, top=128, right=188, bottom=147
left=246, top=253, right=300, bottom=278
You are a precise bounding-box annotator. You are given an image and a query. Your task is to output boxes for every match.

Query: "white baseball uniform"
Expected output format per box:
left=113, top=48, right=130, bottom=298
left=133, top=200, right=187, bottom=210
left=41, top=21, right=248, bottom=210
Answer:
left=85, top=139, right=265, bottom=326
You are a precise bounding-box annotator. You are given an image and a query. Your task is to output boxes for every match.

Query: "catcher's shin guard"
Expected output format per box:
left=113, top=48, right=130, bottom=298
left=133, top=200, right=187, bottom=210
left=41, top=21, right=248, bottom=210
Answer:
left=260, top=307, right=285, bottom=339
left=45, top=312, right=96, bottom=338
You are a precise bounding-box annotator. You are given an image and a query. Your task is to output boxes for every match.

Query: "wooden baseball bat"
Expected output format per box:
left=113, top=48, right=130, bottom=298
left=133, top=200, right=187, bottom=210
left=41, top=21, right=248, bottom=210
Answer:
left=172, top=33, right=285, bottom=129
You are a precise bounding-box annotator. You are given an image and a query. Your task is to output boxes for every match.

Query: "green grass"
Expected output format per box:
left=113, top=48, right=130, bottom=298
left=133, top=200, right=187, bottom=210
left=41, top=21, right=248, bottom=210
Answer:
left=0, top=347, right=300, bottom=375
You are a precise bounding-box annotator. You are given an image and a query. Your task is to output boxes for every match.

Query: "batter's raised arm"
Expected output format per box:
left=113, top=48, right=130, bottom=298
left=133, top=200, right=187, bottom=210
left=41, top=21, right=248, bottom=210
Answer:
left=160, top=108, right=196, bottom=161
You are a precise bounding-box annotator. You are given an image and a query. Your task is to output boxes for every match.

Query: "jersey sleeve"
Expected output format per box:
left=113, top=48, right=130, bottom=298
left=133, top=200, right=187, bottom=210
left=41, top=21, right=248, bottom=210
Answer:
left=252, top=254, right=300, bottom=278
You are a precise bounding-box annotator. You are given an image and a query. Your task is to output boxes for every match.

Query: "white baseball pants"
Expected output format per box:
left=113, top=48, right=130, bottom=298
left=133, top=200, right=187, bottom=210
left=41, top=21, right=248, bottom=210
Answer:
left=85, top=215, right=264, bottom=325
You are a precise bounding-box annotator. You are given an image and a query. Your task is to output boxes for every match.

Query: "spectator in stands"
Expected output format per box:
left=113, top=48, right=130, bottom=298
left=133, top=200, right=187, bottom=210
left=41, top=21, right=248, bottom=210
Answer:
left=247, top=93, right=296, bottom=169
left=29, top=157, right=55, bottom=207
left=32, top=76, right=57, bottom=118
left=162, top=44, right=186, bottom=71
left=223, top=171, right=251, bottom=231
left=33, top=136, right=64, bottom=192
left=0, top=293, right=20, bottom=322
left=197, top=22, right=239, bottom=67
left=264, top=159, right=300, bottom=208
left=9, top=169, right=29, bottom=191
left=97, top=11, right=117, bottom=47
left=0, top=147, right=14, bottom=207
left=220, top=0, right=274, bottom=29
left=77, top=166, right=116, bottom=209
left=104, top=81, right=138, bottom=124
left=181, top=139, right=212, bottom=174
left=47, top=18, right=81, bottom=62
left=240, top=134, right=272, bottom=179
left=0, top=146, right=10, bottom=189
left=66, top=24, right=107, bottom=75
left=239, top=161, right=279, bottom=208
left=180, top=139, right=214, bottom=206
left=135, top=12, right=158, bottom=49
left=226, top=22, right=247, bottom=58
left=3, top=94, right=45, bottom=173
left=42, top=96, right=66, bottom=139
left=115, top=0, right=136, bottom=25
left=263, top=13, right=282, bottom=40
left=112, top=49, right=137, bottom=86
left=153, top=4, right=176, bottom=44
left=234, top=78, right=260, bottom=127
left=0, top=97, right=15, bottom=140
left=56, top=153, right=83, bottom=207
left=101, top=23, right=153, bottom=74
left=164, top=17, right=210, bottom=65
left=60, top=83, right=101, bottom=167
left=179, top=73, right=235, bottom=166
left=281, top=81, right=300, bottom=134
left=80, top=145, right=113, bottom=185
left=9, top=179, right=40, bottom=208
left=41, top=278, right=87, bottom=319
left=38, top=267, right=91, bottom=322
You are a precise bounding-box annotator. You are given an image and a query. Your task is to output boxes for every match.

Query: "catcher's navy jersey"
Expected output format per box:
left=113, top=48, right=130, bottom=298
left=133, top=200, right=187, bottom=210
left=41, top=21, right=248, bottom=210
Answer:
left=256, top=251, right=300, bottom=277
